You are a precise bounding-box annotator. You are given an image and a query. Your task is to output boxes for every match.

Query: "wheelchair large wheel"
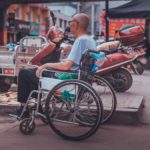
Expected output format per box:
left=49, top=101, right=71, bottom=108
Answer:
left=45, top=79, right=103, bottom=141
left=91, top=76, right=117, bottom=124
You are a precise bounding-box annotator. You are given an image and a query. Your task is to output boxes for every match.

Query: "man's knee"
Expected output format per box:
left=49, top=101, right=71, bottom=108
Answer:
left=19, top=69, right=30, bottom=79
left=19, top=69, right=36, bottom=79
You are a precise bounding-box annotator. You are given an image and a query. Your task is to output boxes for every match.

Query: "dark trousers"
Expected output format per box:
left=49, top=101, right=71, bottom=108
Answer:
left=17, top=68, right=39, bottom=103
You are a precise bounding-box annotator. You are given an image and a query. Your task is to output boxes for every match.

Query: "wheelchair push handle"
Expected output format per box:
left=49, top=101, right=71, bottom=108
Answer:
left=100, top=49, right=109, bottom=54
left=86, top=49, right=99, bottom=54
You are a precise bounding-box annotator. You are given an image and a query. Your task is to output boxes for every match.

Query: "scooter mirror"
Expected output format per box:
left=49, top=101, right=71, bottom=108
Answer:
left=65, top=27, right=70, bottom=33
left=64, top=27, right=71, bottom=40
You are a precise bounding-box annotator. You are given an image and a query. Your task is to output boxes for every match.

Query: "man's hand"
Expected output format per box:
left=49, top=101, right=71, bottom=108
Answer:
left=36, top=65, right=45, bottom=78
left=64, top=44, right=72, bottom=55
left=61, top=43, right=72, bottom=54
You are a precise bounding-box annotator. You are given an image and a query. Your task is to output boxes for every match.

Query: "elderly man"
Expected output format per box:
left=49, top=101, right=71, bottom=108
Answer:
left=14, top=13, right=96, bottom=115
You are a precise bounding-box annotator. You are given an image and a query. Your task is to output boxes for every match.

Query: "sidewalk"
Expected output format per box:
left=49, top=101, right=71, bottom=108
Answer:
left=129, top=70, right=150, bottom=124
left=0, top=115, right=19, bottom=134
left=0, top=90, right=19, bottom=115
left=110, top=70, right=150, bottom=124
left=0, top=70, right=150, bottom=124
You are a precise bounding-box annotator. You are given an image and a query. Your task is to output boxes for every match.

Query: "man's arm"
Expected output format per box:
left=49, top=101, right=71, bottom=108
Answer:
left=36, top=60, right=74, bottom=77
left=30, top=42, right=56, bottom=65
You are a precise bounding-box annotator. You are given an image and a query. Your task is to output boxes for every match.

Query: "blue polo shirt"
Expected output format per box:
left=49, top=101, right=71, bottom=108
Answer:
left=66, top=35, right=96, bottom=70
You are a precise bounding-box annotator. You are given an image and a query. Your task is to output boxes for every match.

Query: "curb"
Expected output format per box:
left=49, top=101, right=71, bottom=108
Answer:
left=107, top=111, right=141, bottom=125
left=0, top=103, right=144, bottom=125
left=0, top=104, right=19, bottom=115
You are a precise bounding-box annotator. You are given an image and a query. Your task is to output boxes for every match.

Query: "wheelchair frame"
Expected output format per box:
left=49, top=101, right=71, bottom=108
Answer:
left=12, top=50, right=117, bottom=141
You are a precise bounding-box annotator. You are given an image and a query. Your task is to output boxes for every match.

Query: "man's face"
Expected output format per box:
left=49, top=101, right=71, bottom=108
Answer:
left=69, top=18, right=79, bottom=36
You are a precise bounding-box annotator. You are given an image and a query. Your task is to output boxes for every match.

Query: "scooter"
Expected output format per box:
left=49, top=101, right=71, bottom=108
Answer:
left=125, top=45, right=146, bottom=75
left=115, top=25, right=147, bottom=75
left=97, top=40, right=146, bottom=75
left=95, top=42, right=137, bottom=92
left=97, top=25, right=147, bottom=75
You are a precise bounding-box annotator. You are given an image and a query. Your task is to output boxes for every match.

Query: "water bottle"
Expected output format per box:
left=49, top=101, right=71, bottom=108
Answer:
left=91, top=52, right=105, bottom=72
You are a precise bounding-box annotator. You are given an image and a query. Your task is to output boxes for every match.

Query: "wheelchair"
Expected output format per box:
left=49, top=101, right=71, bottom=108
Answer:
left=17, top=50, right=116, bottom=141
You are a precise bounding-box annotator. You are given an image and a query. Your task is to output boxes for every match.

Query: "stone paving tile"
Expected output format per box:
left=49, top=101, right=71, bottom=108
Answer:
left=0, top=116, right=18, bottom=133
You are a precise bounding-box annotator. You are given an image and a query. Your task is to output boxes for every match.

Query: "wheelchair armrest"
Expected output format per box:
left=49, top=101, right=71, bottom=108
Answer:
left=39, top=69, right=78, bottom=90
left=40, top=68, right=78, bottom=78
left=87, top=49, right=99, bottom=54
left=45, top=68, right=78, bottom=73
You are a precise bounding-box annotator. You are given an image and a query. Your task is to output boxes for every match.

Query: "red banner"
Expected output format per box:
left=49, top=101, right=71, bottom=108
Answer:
left=101, top=10, right=146, bottom=38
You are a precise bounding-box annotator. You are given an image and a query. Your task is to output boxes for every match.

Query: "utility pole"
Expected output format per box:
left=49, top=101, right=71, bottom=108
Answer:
left=76, top=2, right=80, bottom=13
left=0, top=5, right=8, bottom=45
left=91, top=4, right=95, bottom=35
left=105, top=0, right=109, bottom=42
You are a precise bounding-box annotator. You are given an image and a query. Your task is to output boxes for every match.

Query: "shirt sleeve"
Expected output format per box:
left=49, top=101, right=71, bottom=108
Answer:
left=66, top=36, right=96, bottom=66
left=66, top=39, right=83, bottom=65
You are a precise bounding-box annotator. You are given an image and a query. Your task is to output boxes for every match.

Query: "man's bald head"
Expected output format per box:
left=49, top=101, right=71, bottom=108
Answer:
left=73, top=13, right=89, bottom=31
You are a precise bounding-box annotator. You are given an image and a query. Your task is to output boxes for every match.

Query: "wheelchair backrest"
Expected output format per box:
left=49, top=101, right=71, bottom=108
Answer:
left=80, top=49, right=105, bottom=73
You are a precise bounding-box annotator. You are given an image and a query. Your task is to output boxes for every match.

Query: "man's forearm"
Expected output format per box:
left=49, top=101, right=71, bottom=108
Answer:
left=42, top=61, right=72, bottom=71
left=36, top=60, right=73, bottom=77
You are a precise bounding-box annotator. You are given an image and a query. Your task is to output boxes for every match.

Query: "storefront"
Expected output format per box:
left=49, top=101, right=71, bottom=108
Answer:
left=40, top=24, right=47, bottom=36
left=7, top=27, right=17, bottom=44
left=101, top=11, right=146, bottom=38
left=30, top=22, right=40, bottom=36
left=15, top=20, right=45, bottom=42
left=15, top=20, right=31, bottom=43
left=108, top=0, right=150, bottom=36
left=7, top=20, right=31, bottom=43
left=7, top=19, right=47, bottom=43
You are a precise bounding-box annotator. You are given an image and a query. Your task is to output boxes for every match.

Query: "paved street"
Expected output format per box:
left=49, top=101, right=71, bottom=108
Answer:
left=0, top=70, right=150, bottom=150
left=0, top=117, right=150, bottom=150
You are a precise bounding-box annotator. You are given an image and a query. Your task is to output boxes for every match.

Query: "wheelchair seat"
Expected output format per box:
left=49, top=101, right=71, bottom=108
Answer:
left=40, top=69, right=78, bottom=91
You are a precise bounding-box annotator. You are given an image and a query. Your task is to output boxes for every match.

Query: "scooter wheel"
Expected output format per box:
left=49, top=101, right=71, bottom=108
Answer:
left=133, top=61, right=144, bottom=75
left=19, top=118, right=35, bottom=135
left=112, top=68, right=133, bottom=92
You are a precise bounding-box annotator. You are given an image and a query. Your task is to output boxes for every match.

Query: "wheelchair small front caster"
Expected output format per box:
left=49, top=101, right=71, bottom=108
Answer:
left=19, top=118, right=35, bottom=135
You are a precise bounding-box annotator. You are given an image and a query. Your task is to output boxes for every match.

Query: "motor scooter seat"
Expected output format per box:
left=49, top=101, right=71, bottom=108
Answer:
left=97, top=40, right=121, bottom=53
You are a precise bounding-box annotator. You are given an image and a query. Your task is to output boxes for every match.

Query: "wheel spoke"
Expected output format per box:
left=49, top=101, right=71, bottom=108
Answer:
left=45, top=80, right=102, bottom=141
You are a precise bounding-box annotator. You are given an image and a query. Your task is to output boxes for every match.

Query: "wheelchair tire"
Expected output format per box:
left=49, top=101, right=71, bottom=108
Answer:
left=91, top=76, right=117, bottom=124
left=19, top=118, right=35, bottom=135
left=45, top=79, right=103, bottom=141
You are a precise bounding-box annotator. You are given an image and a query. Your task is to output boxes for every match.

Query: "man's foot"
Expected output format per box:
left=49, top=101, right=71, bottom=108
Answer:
left=9, top=106, right=30, bottom=119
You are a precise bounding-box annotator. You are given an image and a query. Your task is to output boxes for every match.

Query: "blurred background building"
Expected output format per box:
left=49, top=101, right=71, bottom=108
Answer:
left=78, top=1, right=130, bottom=35
left=6, top=4, right=49, bottom=44
left=1, top=1, right=131, bottom=45
left=45, top=1, right=130, bottom=35
left=43, top=2, right=76, bottom=31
